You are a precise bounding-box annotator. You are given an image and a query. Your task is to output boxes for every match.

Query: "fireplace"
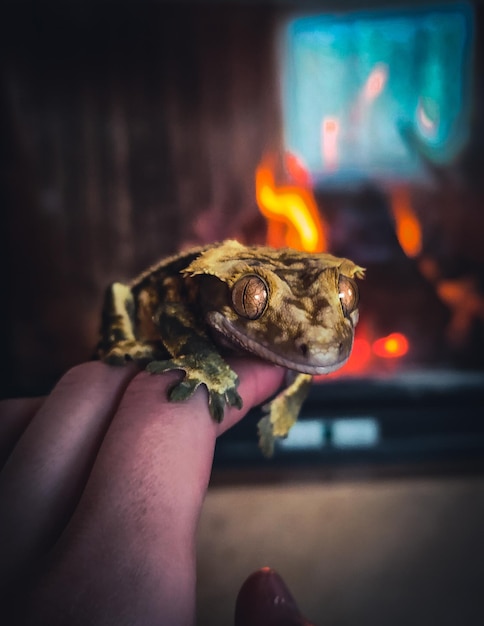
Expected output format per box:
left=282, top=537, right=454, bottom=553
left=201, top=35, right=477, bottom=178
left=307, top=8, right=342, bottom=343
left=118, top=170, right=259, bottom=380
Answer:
left=1, top=1, right=483, bottom=476
left=215, top=3, right=484, bottom=474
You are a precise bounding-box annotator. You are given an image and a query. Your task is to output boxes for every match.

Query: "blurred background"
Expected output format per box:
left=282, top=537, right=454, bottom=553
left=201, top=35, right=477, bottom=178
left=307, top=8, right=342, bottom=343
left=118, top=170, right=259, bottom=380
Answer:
left=1, top=0, right=484, bottom=624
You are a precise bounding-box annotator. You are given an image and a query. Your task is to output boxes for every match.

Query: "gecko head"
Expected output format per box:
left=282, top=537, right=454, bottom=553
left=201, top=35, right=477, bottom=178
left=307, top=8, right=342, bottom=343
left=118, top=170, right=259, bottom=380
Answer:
left=185, top=242, right=364, bottom=375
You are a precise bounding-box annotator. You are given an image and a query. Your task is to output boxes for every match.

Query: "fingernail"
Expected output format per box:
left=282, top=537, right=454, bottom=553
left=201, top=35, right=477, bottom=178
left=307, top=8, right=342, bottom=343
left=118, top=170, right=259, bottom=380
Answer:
left=235, top=567, right=304, bottom=626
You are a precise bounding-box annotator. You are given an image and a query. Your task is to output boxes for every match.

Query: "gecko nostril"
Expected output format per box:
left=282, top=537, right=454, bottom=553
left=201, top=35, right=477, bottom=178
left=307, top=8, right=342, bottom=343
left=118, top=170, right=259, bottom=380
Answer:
left=298, top=342, right=309, bottom=357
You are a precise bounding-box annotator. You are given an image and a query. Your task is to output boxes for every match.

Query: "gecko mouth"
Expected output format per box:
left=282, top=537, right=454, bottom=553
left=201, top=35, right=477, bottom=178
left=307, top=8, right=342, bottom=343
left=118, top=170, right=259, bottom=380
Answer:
left=207, top=311, right=350, bottom=375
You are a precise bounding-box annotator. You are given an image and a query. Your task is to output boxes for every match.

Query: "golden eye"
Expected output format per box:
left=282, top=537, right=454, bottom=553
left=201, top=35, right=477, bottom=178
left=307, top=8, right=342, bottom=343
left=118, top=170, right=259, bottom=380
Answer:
left=232, top=274, right=268, bottom=320
left=338, top=275, right=359, bottom=318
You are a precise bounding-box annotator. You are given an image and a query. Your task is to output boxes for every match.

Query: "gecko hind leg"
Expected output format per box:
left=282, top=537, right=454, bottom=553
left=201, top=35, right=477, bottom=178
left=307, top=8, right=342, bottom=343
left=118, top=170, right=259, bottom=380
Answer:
left=97, top=282, right=157, bottom=365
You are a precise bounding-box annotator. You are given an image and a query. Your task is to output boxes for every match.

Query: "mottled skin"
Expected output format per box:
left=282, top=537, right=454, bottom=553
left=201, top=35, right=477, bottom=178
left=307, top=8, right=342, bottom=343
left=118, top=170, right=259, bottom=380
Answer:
left=97, top=240, right=365, bottom=455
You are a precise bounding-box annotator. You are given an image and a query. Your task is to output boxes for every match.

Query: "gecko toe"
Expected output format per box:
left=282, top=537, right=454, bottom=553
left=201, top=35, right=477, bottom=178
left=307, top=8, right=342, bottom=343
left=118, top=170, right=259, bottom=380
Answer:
left=209, top=393, right=226, bottom=423
left=146, top=360, right=172, bottom=375
left=169, top=379, right=199, bottom=401
left=257, top=415, right=275, bottom=457
left=225, top=388, right=243, bottom=409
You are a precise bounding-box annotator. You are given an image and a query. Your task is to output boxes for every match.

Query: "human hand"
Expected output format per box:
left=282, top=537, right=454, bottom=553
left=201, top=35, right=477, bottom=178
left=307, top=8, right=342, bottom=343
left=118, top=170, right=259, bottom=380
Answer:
left=0, top=359, right=287, bottom=625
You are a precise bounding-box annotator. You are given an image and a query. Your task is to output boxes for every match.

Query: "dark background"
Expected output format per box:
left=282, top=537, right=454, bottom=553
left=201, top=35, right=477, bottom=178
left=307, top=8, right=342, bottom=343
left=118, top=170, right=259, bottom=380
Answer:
left=0, top=1, right=282, bottom=397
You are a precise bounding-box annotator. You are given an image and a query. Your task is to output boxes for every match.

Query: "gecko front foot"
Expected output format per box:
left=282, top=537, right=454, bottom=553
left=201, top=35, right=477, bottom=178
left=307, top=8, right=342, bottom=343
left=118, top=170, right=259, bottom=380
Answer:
left=146, top=354, right=242, bottom=423
left=257, top=373, right=313, bottom=457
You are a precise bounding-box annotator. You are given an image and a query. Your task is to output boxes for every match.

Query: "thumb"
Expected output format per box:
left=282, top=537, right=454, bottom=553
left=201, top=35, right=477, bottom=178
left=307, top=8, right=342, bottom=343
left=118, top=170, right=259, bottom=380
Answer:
left=234, top=567, right=316, bottom=626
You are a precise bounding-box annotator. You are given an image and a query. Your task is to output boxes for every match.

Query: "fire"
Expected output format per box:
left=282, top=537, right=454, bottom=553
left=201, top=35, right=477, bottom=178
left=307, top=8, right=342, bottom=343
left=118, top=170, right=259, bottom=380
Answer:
left=283, top=151, right=312, bottom=187
left=255, top=154, right=327, bottom=252
left=372, top=332, right=409, bottom=359
left=254, top=154, right=413, bottom=380
left=390, top=186, right=422, bottom=258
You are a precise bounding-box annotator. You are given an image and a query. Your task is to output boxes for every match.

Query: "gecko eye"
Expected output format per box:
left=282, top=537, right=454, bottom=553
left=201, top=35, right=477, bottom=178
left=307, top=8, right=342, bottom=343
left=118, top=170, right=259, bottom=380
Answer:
left=232, top=274, right=268, bottom=320
left=338, top=275, right=359, bottom=318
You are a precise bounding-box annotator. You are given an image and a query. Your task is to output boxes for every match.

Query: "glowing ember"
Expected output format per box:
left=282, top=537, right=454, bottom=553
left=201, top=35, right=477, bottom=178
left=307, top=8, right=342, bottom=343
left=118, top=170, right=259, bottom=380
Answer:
left=255, top=154, right=327, bottom=252
left=372, top=333, right=409, bottom=359
left=390, top=187, right=422, bottom=258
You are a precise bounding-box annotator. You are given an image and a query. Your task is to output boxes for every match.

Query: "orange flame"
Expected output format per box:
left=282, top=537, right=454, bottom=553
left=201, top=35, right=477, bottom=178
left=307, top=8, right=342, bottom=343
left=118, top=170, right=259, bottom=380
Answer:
left=390, top=187, right=422, bottom=258
left=372, top=332, right=409, bottom=359
left=255, top=154, right=327, bottom=252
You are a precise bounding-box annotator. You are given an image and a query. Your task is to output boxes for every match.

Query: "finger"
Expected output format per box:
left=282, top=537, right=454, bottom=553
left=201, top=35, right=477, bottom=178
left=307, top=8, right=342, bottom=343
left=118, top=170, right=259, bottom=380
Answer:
left=217, top=359, right=285, bottom=436
left=235, top=567, right=315, bottom=626
left=0, top=397, right=45, bottom=470
left=0, top=361, right=138, bottom=590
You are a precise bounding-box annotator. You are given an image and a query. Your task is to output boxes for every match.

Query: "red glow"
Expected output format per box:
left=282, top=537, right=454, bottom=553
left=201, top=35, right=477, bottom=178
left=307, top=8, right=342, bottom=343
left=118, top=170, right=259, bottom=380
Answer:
left=315, top=336, right=372, bottom=382
left=372, top=333, right=409, bottom=359
left=284, top=152, right=313, bottom=187
left=342, top=337, right=372, bottom=373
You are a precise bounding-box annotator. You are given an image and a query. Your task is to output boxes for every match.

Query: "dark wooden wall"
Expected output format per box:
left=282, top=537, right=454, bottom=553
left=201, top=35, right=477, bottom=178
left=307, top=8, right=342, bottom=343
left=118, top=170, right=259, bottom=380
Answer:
left=0, top=3, right=282, bottom=397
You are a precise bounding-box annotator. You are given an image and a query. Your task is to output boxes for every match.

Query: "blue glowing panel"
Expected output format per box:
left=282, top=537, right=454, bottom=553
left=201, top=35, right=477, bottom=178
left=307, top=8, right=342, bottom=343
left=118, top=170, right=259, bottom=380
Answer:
left=282, top=4, right=473, bottom=184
